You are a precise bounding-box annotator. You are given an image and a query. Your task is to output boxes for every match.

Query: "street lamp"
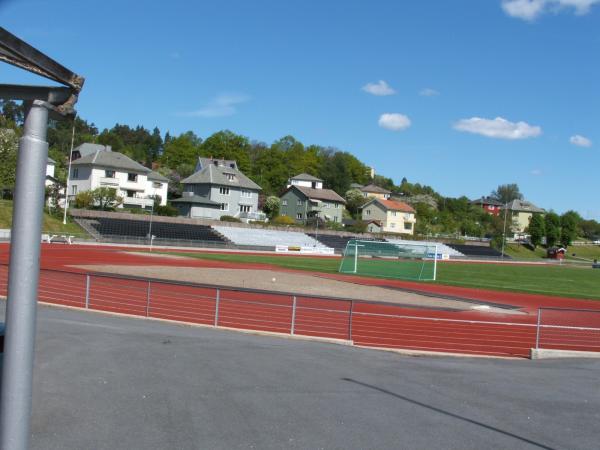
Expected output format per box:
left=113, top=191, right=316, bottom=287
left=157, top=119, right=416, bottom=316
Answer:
left=0, top=27, right=84, bottom=450
left=147, top=196, right=155, bottom=252
left=501, top=201, right=509, bottom=259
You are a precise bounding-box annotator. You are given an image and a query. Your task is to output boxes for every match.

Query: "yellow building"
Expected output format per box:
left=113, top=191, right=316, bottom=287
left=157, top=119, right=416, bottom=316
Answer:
left=359, top=183, right=391, bottom=200
left=361, top=198, right=416, bottom=235
left=503, top=199, right=545, bottom=235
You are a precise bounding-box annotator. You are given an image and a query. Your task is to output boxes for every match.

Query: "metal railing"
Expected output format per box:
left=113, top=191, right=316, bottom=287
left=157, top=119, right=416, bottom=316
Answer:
left=2, top=265, right=600, bottom=358
left=535, top=307, right=600, bottom=353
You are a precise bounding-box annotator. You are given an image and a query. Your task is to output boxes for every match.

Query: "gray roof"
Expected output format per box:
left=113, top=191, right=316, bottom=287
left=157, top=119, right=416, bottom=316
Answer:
left=471, top=196, right=504, bottom=207
left=503, top=199, right=545, bottom=213
left=74, top=143, right=111, bottom=158
left=349, top=183, right=364, bottom=189
left=197, top=157, right=238, bottom=171
left=72, top=149, right=151, bottom=174
left=148, top=171, right=169, bottom=182
left=170, top=195, right=220, bottom=206
left=360, top=183, right=391, bottom=194
left=285, top=185, right=346, bottom=204
left=181, top=164, right=261, bottom=190
left=291, top=173, right=322, bottom=182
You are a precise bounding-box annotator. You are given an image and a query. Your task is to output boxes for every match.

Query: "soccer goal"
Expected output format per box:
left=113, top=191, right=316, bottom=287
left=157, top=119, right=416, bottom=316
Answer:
left=339, top=239, right=440, bottom=281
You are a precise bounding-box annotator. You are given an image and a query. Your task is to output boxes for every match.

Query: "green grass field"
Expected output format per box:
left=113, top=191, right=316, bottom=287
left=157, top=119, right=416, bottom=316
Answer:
left=0, top=200, right=86, bottom=235
left=164, top=250, right=600, bottom=300
left=505, top=243, right=600, bottom=261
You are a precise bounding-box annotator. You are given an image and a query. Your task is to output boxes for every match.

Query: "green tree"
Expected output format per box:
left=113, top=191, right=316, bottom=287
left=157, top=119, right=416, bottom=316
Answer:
left=92, top=187, right=123, bottom=210
left=160, top=131, right=202, bottom=168
left=345, top=189, right=367, bottom=218
left=200, top=130, right=251, bottom=173
left=560, top=211, right=581, bottom=248
left=74, top=190, right=95, bottom=209
left=263, top=196, right=281, bottom=220
left=491, top=183, right=523, bottom=204
left=0, top=127, right=18, bottom=192
left=545, top=212, right=561, bottom=248
left=528, top=213, right=545, bottom=249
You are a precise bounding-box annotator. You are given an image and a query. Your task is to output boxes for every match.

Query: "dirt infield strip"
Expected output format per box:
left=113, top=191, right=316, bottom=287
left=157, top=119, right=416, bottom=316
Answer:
left=71, top=264, right=522, bottom=314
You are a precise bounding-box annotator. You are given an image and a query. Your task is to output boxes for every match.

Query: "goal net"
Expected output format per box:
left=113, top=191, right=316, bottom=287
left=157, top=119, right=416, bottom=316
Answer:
left=339, top=239, right=439, bottom=281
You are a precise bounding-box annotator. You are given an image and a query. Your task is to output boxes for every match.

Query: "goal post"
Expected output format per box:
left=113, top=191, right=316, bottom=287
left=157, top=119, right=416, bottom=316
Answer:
left=339, top=239, right=440, bottom=281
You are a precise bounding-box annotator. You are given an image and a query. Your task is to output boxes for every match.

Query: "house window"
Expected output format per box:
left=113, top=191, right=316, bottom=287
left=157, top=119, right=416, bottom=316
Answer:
left=225, top=173, right=236, bottom=182
left=391, top=211, right=397, bottom=216
left=334, top=216, right=338, bottom=222
left=219, top=187, right=230, bottom=195
left=220, top=203, right=229, bottom=211
left=282, top=200, right=288, bottom=206
left=153, top=182, right=162, bottom=188
left=241, top=190, right=251, bottom=198
left=297, top=200, right=303, bottom=206
left=297, top=213, right=303, bottom=219
left=105, top=170, right=115, bottom=178
left=126, top=190, right=135, bottom=198
left=239, top=205, right=251, bottom=213
left=365, top=210, right=371, bottom=216
left=127, top=173, right=138, bottom=182
left=71, top=185, right=77, bottom=195
left=335, top=203, right=340, bottom=209
left=72, top=168, right=79, bottom=179
left=404, top=222, right=413, bottom=231
left=322, top=202, right=330, bottom=209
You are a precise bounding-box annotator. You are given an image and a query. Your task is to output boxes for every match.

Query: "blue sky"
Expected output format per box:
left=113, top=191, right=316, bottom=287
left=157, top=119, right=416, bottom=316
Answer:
left=1, top=0, right=599, bottom=219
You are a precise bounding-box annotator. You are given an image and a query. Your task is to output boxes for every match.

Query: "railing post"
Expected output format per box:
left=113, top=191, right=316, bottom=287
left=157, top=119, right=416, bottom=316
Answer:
left=348, top=300, right=354, bottom=341
left=146, top=281, right=151, bottom=318
left=85, top=274, right=90, bottom=309
left=535, top=308, right=542, bottom=349
left=214, top=288, right=220, bottom=327
left=291, top=296, right=297, bottom=335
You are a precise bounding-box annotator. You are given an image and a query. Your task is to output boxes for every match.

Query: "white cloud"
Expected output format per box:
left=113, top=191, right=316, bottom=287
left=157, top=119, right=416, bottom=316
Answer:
left=177, top=94, right=250, bottom=118
left=378, top=113, right=411, bottom=131
left=362, top=80, right=396, bottom=96
left=570, top=134, right=592, bottom=147
left=501, top=0, right=600, bottom=21
left=453, top=116, right=542, bottom=140
left=531, top=168, right=543, bottom=175
left=419, top=88, right=439, bottom=97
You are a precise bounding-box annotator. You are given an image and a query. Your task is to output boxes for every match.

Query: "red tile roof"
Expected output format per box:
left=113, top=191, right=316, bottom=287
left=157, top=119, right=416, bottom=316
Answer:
left=375, top=199, right=415, bottom=213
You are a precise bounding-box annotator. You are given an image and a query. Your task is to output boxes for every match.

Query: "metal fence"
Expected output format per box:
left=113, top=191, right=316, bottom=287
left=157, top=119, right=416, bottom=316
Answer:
left=535, top=307, right=600, bottom=353
left=1, top=265, right=600, bottom=358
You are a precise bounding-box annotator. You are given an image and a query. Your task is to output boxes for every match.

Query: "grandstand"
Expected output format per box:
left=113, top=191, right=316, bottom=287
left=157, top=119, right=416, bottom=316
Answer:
left=307, top=233, right=385, bottom=252
left=79, top=218, right=228, bottom=244
left=214, top=226, right=322, bottom=248
left=447, top=244, right=508, bottom=259
left=385, top=239, right=464, bottom=257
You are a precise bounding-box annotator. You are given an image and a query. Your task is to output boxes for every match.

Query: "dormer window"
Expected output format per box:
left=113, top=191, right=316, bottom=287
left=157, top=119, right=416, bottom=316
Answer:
left=225, top=173, right=236, bottom=182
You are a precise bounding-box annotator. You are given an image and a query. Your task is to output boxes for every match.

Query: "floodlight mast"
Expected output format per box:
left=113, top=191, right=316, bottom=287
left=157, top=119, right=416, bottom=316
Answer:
left=0, top=27, right=84, bottom=450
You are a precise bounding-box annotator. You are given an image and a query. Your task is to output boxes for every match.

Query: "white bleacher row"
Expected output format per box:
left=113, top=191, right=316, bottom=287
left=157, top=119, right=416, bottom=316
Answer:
left=385, top=239, right=464, bottom=257
left=213, top=226, right=324, bottom=248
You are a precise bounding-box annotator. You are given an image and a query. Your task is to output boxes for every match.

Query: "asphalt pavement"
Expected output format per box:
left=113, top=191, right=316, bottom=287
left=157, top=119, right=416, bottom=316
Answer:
left=2, top=302, right=599, bottom=449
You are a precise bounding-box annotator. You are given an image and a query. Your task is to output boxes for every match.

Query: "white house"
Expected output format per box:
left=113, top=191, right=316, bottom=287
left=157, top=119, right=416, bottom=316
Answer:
left=68, top=144, right=168, bottom=209
left=286, top=173, right=323, bottom=190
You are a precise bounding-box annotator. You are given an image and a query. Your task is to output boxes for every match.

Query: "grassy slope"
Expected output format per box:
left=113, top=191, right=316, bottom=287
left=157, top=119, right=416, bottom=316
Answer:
left=165, top=251, right=600, bottom=300
left=505, top=243, right=600, bottom=262
left=0, top=200, right=85, bottom=235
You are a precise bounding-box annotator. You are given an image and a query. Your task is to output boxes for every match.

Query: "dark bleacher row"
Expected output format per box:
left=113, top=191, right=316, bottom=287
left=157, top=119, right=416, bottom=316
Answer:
left=306, top=233, right=385, bottom=251
left=87, top=218, right=228, bottom=243
left=447, top=244, right=508, bottom=258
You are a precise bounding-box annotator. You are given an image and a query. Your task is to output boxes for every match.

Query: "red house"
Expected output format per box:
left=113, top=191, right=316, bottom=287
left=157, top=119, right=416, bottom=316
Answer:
left=471, top=196, right=504, bottom=216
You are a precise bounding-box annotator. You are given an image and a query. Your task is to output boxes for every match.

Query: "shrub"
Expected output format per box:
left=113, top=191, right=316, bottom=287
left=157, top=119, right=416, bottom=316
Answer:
left=155, top=204, right=178, bottom=217
left=271, top=215, right=295, bottom=225
left=220, top=215, right=242, bottom=223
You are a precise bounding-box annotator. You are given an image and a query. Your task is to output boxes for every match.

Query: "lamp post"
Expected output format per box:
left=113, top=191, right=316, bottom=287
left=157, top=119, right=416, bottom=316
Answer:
left=501, top=201, right=509, bottom=259
left=62, top=121, right=76, bottom=224
left=148, top=197, right=154, bottom=252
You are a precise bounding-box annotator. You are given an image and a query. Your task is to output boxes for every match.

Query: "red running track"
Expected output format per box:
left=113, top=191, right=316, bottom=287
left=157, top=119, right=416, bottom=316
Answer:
left=0, top=243, right=599, bottom=357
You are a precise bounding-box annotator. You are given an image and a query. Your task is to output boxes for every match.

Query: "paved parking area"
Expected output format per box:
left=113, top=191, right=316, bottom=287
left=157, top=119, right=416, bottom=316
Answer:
left=3, top=303, right=599, bottom=449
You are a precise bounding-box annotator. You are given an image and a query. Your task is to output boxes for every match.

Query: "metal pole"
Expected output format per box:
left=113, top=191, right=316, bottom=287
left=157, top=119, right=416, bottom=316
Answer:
left=62, top=119, right=76, bottom=224
left=148, top=199, right=154, bottom=252
left=535, top=308, right=542, bottom=349
left=290, top=296, right=297, bottom=335
left=146, top=281, right=151, bottom=317
left=85, top=274, right=90, bottom=309
left=1, top=101, right=50, bottom=450
left=433, top=244, right=438, bottom=281
left=214, top=288, right=220, bottom=326
left=354, top=241, right=358, bottom=273
left=348, top=300, right=354, bottom=341
left=501, top=202, right=508, bottom=259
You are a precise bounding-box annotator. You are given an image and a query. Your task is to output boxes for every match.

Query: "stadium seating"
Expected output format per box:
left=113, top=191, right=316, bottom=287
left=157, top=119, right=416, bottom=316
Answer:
left=214, top=226, right=322, bottom=248
left=306, top=233, right=385, bottom=251
left=385, top=239, right=464, bottom=257
left=83, top=218, right=228, bottom=243
left=446, top=244, right=508, bottom=258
